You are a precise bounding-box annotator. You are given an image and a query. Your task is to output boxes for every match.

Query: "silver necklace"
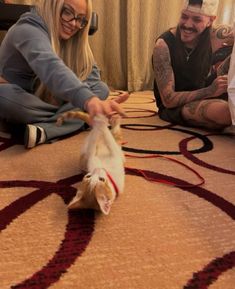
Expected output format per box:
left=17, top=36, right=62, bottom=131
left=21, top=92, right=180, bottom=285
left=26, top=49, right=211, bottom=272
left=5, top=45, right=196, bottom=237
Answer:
left=185, top=48, right=194, bottom=62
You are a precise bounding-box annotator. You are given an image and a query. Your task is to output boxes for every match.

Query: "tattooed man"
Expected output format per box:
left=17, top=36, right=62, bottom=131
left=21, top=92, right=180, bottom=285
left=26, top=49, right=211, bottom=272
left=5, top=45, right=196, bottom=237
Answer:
left=152, top=0, right=234, bottom=130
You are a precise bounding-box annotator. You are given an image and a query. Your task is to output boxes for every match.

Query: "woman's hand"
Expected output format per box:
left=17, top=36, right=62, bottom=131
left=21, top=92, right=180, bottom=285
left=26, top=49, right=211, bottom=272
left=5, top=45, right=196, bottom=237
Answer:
left=85, top=96, right=126, bottom=123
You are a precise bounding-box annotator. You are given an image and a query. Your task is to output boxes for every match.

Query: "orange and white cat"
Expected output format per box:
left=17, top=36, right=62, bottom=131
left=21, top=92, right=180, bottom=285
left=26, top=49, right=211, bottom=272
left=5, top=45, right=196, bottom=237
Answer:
left=57, top=111, right=125, bottom=215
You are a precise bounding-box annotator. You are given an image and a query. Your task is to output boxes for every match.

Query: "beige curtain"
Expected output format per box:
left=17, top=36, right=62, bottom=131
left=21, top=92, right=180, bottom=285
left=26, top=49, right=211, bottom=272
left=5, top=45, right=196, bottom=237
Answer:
left=90, top=0, right=185, bottom=91
left=217, top=0, right=235, bottom=24
left=1, top=0, right=234, bottom=91
left=8, top=0, right=35, bottom=3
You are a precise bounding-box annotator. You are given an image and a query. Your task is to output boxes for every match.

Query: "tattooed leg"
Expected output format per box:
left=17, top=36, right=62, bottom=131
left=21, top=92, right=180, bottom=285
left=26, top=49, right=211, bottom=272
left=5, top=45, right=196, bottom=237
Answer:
left=182, top=99, right=231, bottom=129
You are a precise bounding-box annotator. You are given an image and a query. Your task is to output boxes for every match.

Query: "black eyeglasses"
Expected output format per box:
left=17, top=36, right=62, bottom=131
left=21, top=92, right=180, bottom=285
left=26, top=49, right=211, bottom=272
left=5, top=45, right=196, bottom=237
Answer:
left=61, top=7, right=88, bottom=29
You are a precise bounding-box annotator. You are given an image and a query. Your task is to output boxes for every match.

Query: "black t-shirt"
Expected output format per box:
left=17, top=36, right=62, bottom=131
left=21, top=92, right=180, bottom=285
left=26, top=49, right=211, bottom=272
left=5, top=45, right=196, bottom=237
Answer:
left=153, top=30, right=212, bottom=111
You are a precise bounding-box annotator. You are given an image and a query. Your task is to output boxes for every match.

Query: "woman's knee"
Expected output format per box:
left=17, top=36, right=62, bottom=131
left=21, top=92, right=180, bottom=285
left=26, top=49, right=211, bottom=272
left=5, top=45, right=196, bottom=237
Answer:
left=0, top=84, right=56, bottom=123
left=0, top=86, right=15, bottom=121
left=0, top=97, right=29, bottom=123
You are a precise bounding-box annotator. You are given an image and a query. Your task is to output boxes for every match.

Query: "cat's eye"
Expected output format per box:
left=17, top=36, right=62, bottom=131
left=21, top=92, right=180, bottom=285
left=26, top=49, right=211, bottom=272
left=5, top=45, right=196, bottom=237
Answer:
left=99, top=177, right=105, bottom=182
left=85, top=174, right=92, bottom=178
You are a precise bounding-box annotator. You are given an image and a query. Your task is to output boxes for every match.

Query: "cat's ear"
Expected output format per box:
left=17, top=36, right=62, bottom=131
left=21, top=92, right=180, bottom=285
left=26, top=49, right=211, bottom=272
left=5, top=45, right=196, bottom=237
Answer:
left=96, top=194, right=113, bottom=215
left=67, top=189, right=83, bottom=209
left=95, top=182, right=114, bottom=215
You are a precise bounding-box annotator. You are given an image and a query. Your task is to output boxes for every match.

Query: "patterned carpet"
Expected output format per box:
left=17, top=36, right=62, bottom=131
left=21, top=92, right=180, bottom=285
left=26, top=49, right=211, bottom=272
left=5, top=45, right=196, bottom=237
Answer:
left=0, top=91, right=235, bottom=289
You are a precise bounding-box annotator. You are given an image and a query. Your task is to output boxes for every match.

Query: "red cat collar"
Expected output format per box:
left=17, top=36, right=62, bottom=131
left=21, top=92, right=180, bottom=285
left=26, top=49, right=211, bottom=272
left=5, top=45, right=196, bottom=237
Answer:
left=105, top=171, right=119, bottom=198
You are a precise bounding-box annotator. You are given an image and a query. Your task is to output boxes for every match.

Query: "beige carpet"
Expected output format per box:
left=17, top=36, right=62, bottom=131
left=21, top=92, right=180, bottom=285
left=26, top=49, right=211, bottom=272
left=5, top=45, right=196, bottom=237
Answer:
left=0, top=91, right=235, bottom=289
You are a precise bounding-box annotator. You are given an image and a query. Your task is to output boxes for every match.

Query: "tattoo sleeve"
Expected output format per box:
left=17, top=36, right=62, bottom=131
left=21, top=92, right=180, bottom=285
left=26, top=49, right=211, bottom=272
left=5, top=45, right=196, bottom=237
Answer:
left=217, top=55, right=231, bottom=76
left=211, top=24, right=234, bottom=53
left=152, top=39, right=214, bottom=109
left=211, top=24, right=234, bottom=76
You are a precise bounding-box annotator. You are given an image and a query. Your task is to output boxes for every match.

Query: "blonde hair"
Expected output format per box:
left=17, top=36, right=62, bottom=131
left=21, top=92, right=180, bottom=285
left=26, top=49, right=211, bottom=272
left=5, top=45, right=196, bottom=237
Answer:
left=35, top=0, right=95, bottom=102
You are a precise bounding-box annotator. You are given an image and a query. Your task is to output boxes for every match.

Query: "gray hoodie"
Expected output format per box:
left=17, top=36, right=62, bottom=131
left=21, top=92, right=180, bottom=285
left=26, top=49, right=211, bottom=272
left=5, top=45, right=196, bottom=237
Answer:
left=0, top=9, right=99, bottom=109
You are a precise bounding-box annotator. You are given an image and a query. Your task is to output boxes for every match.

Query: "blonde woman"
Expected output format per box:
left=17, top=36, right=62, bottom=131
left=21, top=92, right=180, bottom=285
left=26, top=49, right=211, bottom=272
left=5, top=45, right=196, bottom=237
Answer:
left=0, top=0, right=126, bottom=148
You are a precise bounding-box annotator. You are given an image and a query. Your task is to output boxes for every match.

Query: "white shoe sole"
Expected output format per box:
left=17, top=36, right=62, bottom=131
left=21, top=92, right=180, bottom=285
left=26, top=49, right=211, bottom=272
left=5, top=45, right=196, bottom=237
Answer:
left=25, top=124, right=37, bottom=148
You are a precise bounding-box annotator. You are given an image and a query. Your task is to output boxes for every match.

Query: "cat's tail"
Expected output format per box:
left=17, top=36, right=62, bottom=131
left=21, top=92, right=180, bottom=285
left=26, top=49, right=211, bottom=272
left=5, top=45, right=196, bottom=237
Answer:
left=56, top=111, right=91, bottom=126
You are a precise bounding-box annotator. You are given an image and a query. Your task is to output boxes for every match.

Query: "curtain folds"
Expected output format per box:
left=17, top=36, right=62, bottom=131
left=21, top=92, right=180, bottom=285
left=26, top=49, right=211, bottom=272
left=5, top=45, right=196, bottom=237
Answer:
left=90, top=0, right=185, bottom=91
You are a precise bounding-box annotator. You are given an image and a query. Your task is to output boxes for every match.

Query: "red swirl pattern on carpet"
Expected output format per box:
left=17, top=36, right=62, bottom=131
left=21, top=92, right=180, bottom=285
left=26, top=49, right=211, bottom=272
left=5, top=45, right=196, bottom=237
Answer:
left=0, top=91, right=234, bottom=289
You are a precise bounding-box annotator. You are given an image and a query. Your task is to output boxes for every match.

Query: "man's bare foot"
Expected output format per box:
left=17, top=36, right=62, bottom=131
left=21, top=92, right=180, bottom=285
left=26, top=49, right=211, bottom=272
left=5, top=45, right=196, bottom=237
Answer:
left=111, top=91, right=129, bottom=104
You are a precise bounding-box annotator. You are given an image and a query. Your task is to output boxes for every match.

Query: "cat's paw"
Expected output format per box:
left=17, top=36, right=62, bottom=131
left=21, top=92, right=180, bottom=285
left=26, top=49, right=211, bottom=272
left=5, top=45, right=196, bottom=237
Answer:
left=110, top=114, right=121, bottom=128
left=93, top=114, right=108, bottom=127
left=110, top=115, right=122, bottom=143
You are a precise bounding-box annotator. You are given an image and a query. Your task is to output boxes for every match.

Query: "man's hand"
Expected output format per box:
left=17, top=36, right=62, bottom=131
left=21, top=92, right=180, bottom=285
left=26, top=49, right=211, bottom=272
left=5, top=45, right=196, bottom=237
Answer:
left=209, top=75, right=228, bottom=97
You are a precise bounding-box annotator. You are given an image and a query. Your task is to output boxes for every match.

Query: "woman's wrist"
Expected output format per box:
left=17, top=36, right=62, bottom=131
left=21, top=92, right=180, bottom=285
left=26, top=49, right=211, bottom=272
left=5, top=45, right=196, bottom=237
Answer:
left=84, top=96, right=97, bottom=111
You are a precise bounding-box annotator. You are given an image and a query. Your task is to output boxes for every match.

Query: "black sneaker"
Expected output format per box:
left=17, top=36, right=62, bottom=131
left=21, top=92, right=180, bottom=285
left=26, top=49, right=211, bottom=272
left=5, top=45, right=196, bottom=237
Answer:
left=24, top=124, right=46, bottom=149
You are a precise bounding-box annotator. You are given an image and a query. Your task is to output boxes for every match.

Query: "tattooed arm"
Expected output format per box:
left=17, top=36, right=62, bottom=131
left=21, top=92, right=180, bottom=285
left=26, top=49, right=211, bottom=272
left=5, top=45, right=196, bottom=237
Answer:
left=211, top=24, right=234, bottom=76
left=152, top=39, right=228, bottom=109
left=217, top=54, right=231, bottom=76
left=211, top=24, right=234, bottom=53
